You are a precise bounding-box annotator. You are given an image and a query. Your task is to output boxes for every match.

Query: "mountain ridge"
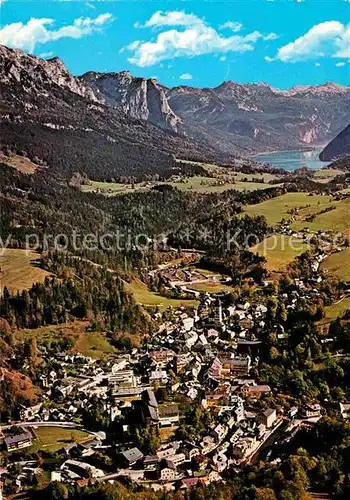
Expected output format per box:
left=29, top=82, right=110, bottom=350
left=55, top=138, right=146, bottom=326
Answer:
left=80, top=68, right=350, bottom=155
left=0, top=44, right=242, bottom=183
left=1, top=43, right=349, bottom=178
left=20, top=44, right=348, bottom=156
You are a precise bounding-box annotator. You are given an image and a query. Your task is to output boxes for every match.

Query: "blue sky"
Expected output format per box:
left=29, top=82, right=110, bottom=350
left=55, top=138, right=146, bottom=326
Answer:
left=1, top=0, right=349, bottom=89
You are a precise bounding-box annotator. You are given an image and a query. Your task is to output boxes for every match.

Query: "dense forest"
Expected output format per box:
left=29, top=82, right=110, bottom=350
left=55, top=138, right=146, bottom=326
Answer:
left=0, top=253, right=151, bottom=333
left=0, top=162, right=276, bottom=261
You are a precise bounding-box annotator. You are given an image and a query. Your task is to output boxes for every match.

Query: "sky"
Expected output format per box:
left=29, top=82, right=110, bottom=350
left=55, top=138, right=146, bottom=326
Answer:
left=0, top=0, right=349, bottom=89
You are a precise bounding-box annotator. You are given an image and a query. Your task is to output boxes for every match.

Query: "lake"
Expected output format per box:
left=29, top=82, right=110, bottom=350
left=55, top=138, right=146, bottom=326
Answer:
left=251, top=149, right=331, bottom=171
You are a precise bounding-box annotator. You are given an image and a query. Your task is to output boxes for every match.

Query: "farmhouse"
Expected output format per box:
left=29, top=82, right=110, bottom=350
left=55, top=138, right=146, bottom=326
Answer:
left=5, top=429, right=33, bottom=451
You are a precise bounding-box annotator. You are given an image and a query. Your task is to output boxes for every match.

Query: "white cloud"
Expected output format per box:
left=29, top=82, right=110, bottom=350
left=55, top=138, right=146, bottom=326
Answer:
left=315, top=62, right=321, bottom=67
left=126, top=10, right=278, bottom=67
left=39, top=51, right=54, bottom=58
left=335, top=61, right=346, bottom=67
left=93, top=13, right=113, bottom=26
left=267, top=21, right=350, bottom=63
left=138, top=10, right=203, bottom=29
left=179, top=72, right=193, bottom=80
left=263, top=32, right=279, bottom=41
left=0, top=13, right=113, bottom=52
left=220, top=55, right=227, bottom=62
left=219, top=21, right=243, bottom=33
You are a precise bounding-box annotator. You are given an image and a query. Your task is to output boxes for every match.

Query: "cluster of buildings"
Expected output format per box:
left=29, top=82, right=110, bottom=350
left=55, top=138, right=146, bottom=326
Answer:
left=4, top=240, right=348, bottom=493
left=0, top=290, right=299, bottom=491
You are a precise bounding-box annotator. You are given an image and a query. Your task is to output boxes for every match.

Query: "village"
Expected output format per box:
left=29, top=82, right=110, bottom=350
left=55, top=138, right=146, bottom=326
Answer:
left=3, top=222, right=350, bottom=496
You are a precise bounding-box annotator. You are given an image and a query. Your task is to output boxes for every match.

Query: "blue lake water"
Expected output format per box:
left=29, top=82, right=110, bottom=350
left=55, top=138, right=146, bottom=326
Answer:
left=251, top=149, right=331, bottom=172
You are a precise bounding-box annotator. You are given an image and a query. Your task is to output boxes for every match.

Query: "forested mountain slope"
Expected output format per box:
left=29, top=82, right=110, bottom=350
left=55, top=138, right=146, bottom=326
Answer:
left=0, top=45, right=237, bottom=183
left=320, top=124, right=350, bottom=162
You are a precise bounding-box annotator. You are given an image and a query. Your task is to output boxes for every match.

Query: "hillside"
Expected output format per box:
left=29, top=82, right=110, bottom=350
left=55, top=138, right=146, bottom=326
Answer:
left=320, top=124, right=350, bottom=162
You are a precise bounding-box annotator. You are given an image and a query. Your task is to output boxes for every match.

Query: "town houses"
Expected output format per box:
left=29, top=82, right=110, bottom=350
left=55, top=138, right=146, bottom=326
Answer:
left=3, top=242, right=341, bottom=494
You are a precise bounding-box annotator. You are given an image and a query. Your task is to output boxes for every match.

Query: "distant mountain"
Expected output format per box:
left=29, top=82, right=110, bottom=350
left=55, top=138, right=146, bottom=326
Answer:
left=320, top=124, right=350, bottom=162
left=166, top=81, right=350, bottom=155
left=80, top=69, right=350, bottom=156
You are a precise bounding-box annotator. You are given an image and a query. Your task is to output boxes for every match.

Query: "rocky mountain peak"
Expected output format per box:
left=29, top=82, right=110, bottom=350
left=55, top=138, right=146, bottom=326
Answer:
left=47, top=56, right=66, bottom=69
left=286, top=82, right=349, bottom=98
left=0, top=44, right=98, bottom=101
left=80, top=70, right=182, bottom=132
left=217, top=80, right=238, bottom=89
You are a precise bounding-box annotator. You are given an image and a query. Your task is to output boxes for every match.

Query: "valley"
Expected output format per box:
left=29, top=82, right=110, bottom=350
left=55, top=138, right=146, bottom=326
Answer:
left=81, top=162, right=285, bottom=196
left=0, top=37, right=350, bottom=500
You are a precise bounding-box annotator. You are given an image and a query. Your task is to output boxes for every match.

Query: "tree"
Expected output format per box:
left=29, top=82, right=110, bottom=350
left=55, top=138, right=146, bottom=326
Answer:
left=44, top=481, right=69, bottom=499
left=256, top=488, right=277, bottom=500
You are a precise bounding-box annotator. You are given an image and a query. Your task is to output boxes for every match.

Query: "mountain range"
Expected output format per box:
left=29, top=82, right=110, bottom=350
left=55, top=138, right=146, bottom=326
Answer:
left=0, top=44, right=349, bottom=184
left=0, top=44, right=237, bottom=183
left=81, top=70, right=350, bottom=156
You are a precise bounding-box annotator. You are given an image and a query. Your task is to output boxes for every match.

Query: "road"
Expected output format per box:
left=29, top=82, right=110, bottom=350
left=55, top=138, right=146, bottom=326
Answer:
left=1, top=420, right=84, bottom=431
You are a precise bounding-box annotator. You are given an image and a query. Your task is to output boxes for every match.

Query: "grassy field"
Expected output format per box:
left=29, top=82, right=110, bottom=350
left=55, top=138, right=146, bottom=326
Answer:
left=187, top=281, right=234, bottom=293
left=244, top=192, right=344, bottom=230
left=320, top=249, right=350, bottom=282
left=251, top=235, right=309, bottom=271
left=0, top=154, right=41, bottom=175
left=29, top=426, right=92, bottom=453
left=17, top=321, right=116, bottom=359
left=81, top=180, right=149, bottom=196
left=312, top=169, right=343, bottom=182
left=125, top=279, right=199, bottom=310
left=318, top=297, right=350, bottom=326
left=178, top=159, right=282, bottom=181
left=82, top=169, right=283, bottom=196
left=0, top=249, right=51, bottom=293
left=203, top=163, right=282, bottom=183
left=81, top=177, right=279, bottom=195
left=167, top=176, right=281, bottom=193
left=291, top=198, right=350, bottom=233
